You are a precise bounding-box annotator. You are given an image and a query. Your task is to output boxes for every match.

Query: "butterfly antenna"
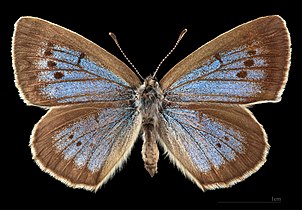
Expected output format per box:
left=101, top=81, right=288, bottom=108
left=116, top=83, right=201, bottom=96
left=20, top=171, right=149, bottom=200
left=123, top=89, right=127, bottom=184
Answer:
left=109, top=32, right=144, bottom=80
left=152, top=29, right=188, bottom=78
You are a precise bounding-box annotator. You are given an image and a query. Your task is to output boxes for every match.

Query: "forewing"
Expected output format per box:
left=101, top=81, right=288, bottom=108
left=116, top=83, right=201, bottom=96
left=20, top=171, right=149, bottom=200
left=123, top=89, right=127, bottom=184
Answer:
left=12, top=17, right=141, bottom=107
left=160, top=15, right=290, bottom=105
left=31, top=102, right=142, bottom=191
left=157, top=102, right=268, bottom=190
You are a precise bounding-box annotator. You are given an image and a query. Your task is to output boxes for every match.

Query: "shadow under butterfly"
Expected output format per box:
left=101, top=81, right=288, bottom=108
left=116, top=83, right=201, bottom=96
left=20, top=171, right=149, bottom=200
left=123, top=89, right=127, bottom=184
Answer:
left=12, top=15, right=291, bottom=191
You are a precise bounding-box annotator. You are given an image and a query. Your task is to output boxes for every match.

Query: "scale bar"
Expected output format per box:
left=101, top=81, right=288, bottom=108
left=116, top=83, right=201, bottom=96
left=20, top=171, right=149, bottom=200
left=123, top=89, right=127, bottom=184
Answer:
left=218, top=201, right=282, bottom=204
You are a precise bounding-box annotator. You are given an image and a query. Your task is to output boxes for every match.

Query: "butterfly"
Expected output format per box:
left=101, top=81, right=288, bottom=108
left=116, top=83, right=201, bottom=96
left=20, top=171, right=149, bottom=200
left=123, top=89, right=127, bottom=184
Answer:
left=12, top=15, right=291, bottom=191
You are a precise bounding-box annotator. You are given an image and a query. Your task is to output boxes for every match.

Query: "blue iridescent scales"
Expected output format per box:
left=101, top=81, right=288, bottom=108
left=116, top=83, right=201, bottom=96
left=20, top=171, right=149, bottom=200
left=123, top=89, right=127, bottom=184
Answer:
left=35, top=44, right=133, bottom=103
left=34, top=43, right=252, bottom=175
left=161, top=107, right=245, bottom=172
left=12, top=16, right=290, bottom=191
left=166, top=45, right=268, bottom=103
left=52, top=107, right=137, bottom=172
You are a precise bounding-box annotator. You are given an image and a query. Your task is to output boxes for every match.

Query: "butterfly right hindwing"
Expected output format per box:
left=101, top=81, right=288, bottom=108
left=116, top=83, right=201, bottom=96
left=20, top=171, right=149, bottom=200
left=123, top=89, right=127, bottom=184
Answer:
left=157, top=102, right=268, bottom=191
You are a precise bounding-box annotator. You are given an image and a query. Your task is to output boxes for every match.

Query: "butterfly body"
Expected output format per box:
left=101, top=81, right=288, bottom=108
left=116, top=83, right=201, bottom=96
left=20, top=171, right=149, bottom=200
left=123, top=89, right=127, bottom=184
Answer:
left=12, top=16, right=291, bottom=191
left=137, top=76, right=163, bottom=176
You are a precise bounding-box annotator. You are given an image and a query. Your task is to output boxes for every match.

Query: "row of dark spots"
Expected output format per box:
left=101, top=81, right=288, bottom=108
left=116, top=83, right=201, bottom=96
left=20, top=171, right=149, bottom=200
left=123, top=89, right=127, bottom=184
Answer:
left=46, top=60, right=65, bottom=79
left=44, top=42, right=64, bottom=79
left=46, top=61, right=65, bottom=79
left=44, top=42, right=54, bottom=56
left=238, top=49, right=256, bottom=78
left=215, top=136, right=230, bottom=148
left=69, top=130, right=229, bottom=148
left=67, top=115, right=100, bottom=148
left=235, top=58, right=254, bottom=79
left=239, top=48, right=255, bottom=79
left=214, top=49, right=256, bottom=80
left=50, top=53, right=85, bottom=80
left=68, top=133, right=82, bottom=147
left=214, top=52, right=247, bottom=80
left=43, top=42, right=86, bottom=80
left=245, top=49, right=256, bottom=70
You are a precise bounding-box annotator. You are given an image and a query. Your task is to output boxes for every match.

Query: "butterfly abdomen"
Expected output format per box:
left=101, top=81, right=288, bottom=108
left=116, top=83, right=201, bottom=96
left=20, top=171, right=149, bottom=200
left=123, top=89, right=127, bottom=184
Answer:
left=137, top=76, right=163, bottom=176
left=141, top=124, right=159, bottom=177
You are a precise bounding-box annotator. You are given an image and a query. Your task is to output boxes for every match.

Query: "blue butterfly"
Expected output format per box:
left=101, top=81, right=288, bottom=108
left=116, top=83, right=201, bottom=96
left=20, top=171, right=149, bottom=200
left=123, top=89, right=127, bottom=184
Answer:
left=12, top=15, right=291, bottom=191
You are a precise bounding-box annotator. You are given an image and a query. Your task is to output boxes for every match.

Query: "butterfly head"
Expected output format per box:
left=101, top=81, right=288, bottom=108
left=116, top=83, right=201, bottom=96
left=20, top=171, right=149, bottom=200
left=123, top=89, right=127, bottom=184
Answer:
left=139, top=76, right=163, bottom=98
left=144, top=75, right=158, bottom=87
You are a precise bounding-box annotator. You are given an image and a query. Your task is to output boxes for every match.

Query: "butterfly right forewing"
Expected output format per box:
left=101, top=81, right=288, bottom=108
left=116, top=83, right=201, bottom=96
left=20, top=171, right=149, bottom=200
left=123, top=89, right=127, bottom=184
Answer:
left=13, top=16, right=141, bottom=107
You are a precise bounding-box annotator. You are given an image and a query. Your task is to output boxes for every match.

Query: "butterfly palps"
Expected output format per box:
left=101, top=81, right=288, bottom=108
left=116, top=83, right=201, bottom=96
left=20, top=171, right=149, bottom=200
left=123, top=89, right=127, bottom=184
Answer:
left=12, top=16, right=290, bottom=191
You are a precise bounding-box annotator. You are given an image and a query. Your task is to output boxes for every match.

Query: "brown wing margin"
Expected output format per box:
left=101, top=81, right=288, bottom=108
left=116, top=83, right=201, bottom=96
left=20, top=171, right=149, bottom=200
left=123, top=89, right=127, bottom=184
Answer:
left=160, top=15, right=291, bottom=105
left=12, top=16, right=141, bottom=107
left=31, top=102, right=142, bottom=191
left=157, top=103, right=269, bottom=191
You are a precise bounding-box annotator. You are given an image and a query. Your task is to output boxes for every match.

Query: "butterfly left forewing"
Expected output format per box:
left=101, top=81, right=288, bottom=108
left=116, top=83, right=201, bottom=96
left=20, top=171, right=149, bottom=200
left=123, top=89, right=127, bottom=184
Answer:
left=13, top=17, right=141, bottom=107
left=157, top=102, right=268, bottom=190
left=31, top=102, right=142, bottom=191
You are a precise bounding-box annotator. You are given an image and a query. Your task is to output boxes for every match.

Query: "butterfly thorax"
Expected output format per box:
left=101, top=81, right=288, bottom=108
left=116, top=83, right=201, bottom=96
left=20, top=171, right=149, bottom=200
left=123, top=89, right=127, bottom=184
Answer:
left=136, top=76, right=163, bottom=177
left=136, top=76, right=164, bottom=125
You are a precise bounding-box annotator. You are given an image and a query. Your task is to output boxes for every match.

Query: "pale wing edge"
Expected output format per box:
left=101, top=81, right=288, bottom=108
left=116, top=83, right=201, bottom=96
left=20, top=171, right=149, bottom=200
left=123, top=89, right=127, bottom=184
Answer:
left=157, top=107, right=269, bottom=191
left=12, top=16, right=141, bottom=109
left=160, top=15, right=291, bottom=107
left=12, top=17, right=35, bottom=108
left=30, top=107, right=142, bottom=191
left=245, top=15, right=291, bottom=107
